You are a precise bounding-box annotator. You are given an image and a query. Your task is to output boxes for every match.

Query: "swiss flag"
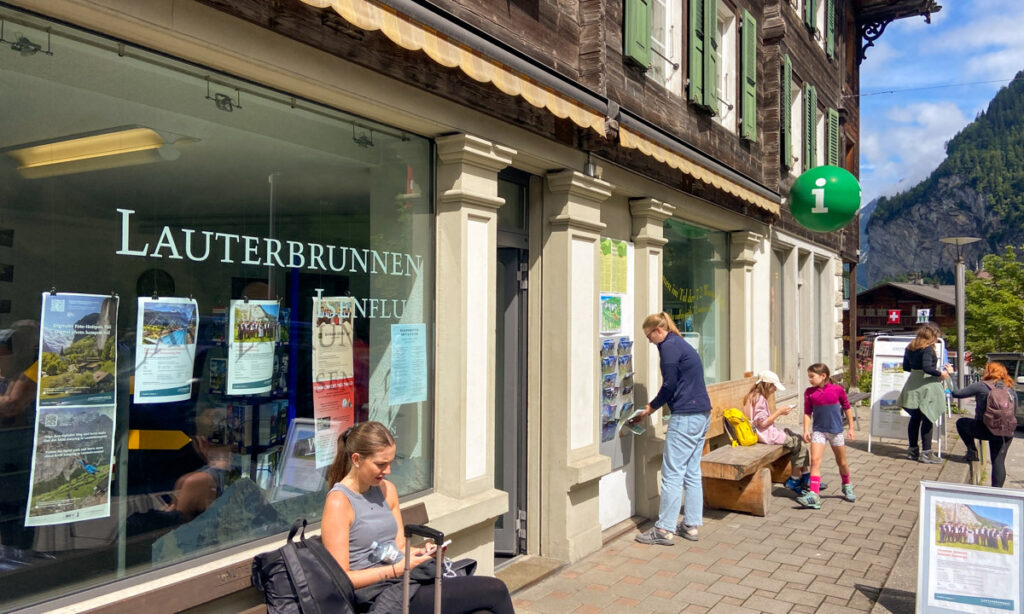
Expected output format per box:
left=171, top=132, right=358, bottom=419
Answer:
left=888, top=309, right=900, bottom=324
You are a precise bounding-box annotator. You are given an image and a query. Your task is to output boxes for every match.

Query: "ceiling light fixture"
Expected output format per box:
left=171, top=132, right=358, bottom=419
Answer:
left=3, top=126, right=186, bottom=179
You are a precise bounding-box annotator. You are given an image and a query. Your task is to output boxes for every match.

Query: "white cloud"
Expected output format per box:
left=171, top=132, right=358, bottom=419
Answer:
left=861, top=101, right=969, bottom=202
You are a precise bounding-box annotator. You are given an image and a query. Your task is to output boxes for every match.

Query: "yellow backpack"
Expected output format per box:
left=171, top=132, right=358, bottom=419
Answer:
left=723, top=408, right=758, bottom=446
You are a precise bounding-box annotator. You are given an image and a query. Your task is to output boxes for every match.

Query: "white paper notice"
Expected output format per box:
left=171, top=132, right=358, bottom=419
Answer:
left=226, top=300, right=278, bottom=396
left=134, top=297, right=198, bottom=403
left=389, top=324, right=427, bottom=406
left=928, top=497, right=1019, bottom=613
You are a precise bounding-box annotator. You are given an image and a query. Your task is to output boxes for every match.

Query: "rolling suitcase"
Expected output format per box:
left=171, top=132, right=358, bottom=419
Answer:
left=401, top=522, right=445, bottom=614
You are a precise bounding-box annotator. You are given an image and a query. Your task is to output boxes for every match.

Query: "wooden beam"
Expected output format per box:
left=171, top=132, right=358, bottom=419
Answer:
left=703, top=468, right=772, bottom=517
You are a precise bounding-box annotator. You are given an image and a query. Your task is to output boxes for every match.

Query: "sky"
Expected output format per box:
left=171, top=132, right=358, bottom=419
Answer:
left=858, top=0, right=1024, bottom=206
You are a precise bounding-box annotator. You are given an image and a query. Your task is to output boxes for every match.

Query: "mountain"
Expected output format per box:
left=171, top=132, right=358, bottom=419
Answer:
left=864, top=71, right=1024, bottom=286
left=858, top=197, right=878, bottom=289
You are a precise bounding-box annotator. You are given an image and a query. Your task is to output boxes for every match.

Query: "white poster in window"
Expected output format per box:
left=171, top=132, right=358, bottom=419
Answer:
left=26, top=292, right=118, bottom=527
left=389, top=324, right=427, bottom=406
left=919, top=482, right=1023, bottom=613
left=226, top=299, right=278, bottom=395
left=133, top=297, right=198, bottom=403
left=312, top=297, right=355, bottom=469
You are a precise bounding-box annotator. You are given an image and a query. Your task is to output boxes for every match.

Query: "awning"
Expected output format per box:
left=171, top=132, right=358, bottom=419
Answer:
left=300, top=0, right=605, bottom=135
left=620, top=127, right=781, bottom=215
left=301, top=0, right=780, bottom=216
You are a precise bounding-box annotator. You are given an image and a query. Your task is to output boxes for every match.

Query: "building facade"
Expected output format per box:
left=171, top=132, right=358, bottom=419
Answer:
left=0, top=0, right=936, bottom=610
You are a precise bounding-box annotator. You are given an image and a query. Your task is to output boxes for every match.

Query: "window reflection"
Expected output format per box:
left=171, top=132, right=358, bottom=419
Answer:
left=0, top=7, right=433, bottom=609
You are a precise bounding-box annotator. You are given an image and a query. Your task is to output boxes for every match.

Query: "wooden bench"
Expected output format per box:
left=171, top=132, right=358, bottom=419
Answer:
left=699, top=377, right=792, bottom=517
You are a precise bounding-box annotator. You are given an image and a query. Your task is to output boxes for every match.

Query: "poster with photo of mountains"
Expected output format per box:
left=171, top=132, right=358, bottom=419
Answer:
left=134, top=297, right=198, bottom=403
left=37, top=293, right=118, bottom=407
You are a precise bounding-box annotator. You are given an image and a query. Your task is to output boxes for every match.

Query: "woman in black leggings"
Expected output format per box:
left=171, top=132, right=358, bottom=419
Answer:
left=322, top=422, right=514, bottom=613
left=947, top=362, right=1018, bottom=487
left=898, top=323, right=950, bottom=464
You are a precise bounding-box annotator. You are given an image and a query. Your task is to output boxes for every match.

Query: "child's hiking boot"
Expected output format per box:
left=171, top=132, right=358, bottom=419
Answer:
left=841, top=484, right=856, bottom=502
left=635, top=526, right=674, bottom=546
left=796, top=491, right=821, bottom=509
left=785, top=476, right=805, bottom=495
left=919, top=450, right=941, bottom=464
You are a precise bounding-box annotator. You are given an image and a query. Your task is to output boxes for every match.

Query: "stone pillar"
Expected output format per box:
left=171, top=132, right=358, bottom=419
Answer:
left=729, top=231, right=765, bottom=378
left=628, top=198, right=674, bottom=519
left=434, top=134, right=515, bottom=499
left=540, top=169, right=613, bottom=562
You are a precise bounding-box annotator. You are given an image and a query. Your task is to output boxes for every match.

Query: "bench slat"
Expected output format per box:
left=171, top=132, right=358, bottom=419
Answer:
left=701, top=444, right=788, bottom=480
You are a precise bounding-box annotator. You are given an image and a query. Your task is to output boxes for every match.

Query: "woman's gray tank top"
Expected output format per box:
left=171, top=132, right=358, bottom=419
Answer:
left=331, top=483, right=400, bottom=570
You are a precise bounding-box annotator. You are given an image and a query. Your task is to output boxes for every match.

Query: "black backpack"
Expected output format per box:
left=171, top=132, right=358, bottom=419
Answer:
left=252, top=519, right=357, bottom=614
left=982, top=382, right=1017, bottom=437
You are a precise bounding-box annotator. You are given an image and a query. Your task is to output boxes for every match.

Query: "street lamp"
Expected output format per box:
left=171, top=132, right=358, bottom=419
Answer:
left=939, top=236, right=981, bottom=399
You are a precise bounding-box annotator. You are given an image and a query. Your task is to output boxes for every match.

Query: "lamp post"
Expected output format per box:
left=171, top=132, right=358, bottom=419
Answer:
left=939, top=236, right=981, bottom=399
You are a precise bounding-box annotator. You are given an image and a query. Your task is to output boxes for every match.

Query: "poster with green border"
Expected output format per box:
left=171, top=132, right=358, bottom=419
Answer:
left=600, top=294, right=621, bottom=333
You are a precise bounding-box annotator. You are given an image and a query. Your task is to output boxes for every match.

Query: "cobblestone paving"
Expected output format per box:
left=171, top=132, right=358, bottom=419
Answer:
left=512, top=439, right=948, bottom=614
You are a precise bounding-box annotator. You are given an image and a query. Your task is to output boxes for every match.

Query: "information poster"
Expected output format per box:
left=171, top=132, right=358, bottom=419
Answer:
left=26, top=292, right=118, bottom=527
left=919, top=482, right=1023, bottom=613
left=389, top=323, right=427, bottom=406
left=312, top=297, right=356, bottom=469
left=869, top=335, right=946, bottom=443
left=599, top=238, right=628, bottom=294
left=226, top=299, right=278, bottom=396
left=600, top=294, right=622, bottom=334
left=133, top=297, right=198, bottom=403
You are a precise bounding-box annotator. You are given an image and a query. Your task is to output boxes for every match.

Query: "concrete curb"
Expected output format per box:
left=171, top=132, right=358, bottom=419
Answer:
left=869, top=434, right=971, bottom=614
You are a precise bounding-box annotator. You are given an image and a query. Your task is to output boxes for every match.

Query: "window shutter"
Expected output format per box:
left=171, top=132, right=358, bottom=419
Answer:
left=740, top=9, right=757, bottom=141
left=624, top=0, right=653, bottom=69
left=688, top=0, right=704, bottom=103
left=703, top=0, right=719, bottom=114
left=826, top=0, right=835, bottom=58
left=804, top=0, right=815, bottom=33
left=827, top=107, right=840, bottom=165
left=804, top=83, right=816, bottom=168
left=781, top=55, right=792, bottom=169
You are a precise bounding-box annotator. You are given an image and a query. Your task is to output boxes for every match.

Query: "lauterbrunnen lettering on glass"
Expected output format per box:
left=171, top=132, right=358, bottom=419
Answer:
left=115, top=208, right=419, bottom=320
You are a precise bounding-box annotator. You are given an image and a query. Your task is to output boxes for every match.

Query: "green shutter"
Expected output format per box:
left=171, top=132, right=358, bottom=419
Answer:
left=827, top=107, right=840, bottom=165
left=624, top=0, right=653, bottom=69
left=688, top=0, right=704, bottom=103
left=740, top=10, right=757, bottom=141
left=781, top=55, right=792, bottom=169
left=804, top=83, right=816, bottom=168
left=826, top=0, right=835, bottom=58
left=703, top=0, right=719, bottom=114
left=804, top=0, right=815, bottom=32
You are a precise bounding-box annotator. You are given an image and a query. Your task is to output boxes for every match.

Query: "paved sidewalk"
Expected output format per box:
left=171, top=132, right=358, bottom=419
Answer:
left=512, top=437, right=969, bottom=614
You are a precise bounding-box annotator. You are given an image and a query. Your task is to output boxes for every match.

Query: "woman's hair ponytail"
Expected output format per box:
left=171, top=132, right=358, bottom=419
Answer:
left=642, top=312, right=681, bottom=337
left=326, top=421, right=396, bottom=486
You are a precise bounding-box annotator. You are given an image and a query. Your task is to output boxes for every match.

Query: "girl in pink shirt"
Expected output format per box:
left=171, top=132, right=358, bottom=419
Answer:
left=742, top=371, right=816, bottom=494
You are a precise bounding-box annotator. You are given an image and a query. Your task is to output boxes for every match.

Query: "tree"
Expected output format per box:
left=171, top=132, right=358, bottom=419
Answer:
left=964, top=244, right=1024, bottom=366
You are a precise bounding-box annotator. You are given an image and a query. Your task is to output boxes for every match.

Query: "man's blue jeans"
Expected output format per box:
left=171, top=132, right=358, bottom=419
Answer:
left=656, top=411, right=711, bottom=533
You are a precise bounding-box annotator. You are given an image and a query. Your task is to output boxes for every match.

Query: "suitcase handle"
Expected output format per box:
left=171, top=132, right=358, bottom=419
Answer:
left=401, top=524, right=445, bottom=614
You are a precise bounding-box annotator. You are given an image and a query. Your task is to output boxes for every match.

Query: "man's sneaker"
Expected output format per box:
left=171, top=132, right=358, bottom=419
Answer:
left=785, top=477, right=804, bottom=495
left=796, top=491, right=821, bottom=509
left=842, top=484, right=856, bottom=502
left=635, top=526, right=674, bottom=546
left=676, top=523, right=699, bottom=542
left=919, top=450, right=942, bottom=464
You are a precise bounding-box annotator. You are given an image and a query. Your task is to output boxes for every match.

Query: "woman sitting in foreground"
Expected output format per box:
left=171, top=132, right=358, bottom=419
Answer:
left=321, top=421, right=514, bottom=613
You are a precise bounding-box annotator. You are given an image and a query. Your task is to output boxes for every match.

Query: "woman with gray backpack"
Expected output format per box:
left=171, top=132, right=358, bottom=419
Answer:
left=946, top=361, right=1019, bottom=487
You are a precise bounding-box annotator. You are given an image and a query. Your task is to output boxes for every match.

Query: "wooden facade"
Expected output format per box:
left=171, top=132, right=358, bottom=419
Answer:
left=196, top=0, right=880, bottom=261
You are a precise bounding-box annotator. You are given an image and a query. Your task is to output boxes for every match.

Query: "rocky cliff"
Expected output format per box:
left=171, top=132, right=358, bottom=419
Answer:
left=863, top=71, right=1024, bottom=285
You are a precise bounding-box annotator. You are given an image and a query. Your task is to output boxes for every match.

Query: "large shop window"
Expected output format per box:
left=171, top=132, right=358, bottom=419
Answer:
left=661, top=220, right=729, bottom=383
left=0, top=8, right=434, bottom=610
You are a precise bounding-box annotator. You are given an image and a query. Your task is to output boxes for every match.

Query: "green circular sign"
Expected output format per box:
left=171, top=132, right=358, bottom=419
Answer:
left=789, top=166, right=861, bottom=232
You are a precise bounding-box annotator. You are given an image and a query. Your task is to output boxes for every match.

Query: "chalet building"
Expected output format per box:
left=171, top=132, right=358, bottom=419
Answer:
left=0, top=0, right=938, bottom=610
left=855, top=282, right=956, bottom=336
